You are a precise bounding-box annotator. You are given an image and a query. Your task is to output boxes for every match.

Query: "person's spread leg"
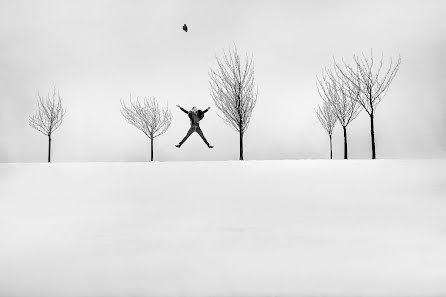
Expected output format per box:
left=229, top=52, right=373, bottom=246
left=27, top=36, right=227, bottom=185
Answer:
left=176, top=126, right=196, bottom=147
left=196, top=126, right=213, bottom=148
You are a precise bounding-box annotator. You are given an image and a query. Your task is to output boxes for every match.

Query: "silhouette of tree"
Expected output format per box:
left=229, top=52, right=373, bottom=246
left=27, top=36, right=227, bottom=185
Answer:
left=335, top=50, right=401, bottom=159
left=121, top=96, right=172, bottom=162
left=316, top=100, right=337, bottom=159
left=317, top=67, right=361, bottom=159
left=29, top=88, right=66, bottom=163
left=209, top=46, right=257, bottom=160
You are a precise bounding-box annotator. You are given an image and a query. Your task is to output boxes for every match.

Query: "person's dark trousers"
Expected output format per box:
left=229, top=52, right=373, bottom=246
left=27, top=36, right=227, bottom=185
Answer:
left=179, top=124, right=210, bottom=146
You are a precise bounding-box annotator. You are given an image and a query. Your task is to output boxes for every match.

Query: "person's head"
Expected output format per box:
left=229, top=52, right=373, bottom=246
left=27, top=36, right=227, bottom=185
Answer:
left=192, top=106, right=197, bottom=113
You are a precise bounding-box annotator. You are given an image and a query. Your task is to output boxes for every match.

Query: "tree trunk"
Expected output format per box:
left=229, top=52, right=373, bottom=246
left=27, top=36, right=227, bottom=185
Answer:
left=239, top=130, right=244, bottom=160
left=342, top=126, right=348, bottom=159
left=48, top=135, right=51, bottom=163
left=370, top=113, right=376, bottom=159
left=329, top=133, right=333, bottom=160
left=150, top=136, right=154, bottom=162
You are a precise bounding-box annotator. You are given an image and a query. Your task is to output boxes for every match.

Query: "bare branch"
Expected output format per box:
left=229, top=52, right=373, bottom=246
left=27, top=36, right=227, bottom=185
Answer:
left=335, top=50, right=401, bottom=115
left=120, top=96, right=172, bottom=139
left=315, top=100, right=337, bottom=136
left=317, top=66, right=361, bottom=128
left=29, top=88, right=66, bottom=137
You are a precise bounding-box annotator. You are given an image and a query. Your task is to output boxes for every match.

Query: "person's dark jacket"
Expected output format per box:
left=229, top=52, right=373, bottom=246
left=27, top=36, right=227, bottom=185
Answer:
left=180, top=107, right=209, bottom=125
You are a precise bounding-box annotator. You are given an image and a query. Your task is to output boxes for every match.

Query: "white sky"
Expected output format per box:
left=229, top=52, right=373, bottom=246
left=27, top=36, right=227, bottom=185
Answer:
left=0, top=0, right=445, bottom=162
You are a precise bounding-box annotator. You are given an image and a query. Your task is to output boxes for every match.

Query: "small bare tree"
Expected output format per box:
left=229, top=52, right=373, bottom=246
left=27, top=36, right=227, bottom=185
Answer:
left=335, top=50, right=401, bottom=159
left=29, top=89, right=66, bottom=163
left=316, top=100, right=337, bottom=159
left=209, top=46, right=257, bottom=160
left=121, top=96, right=172, bottom=162
left=317, top=68, right=361, bottom=159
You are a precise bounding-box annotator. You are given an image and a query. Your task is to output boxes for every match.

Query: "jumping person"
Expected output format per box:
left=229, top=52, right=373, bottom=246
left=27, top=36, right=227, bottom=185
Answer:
left=175, top=105, right=213, bottom=148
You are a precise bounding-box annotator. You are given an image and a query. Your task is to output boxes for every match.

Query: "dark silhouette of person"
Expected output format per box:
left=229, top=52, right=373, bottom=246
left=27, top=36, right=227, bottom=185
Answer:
left=176, top=105, right=213, bottom=148
left=183, top=24, right=188, bottom=32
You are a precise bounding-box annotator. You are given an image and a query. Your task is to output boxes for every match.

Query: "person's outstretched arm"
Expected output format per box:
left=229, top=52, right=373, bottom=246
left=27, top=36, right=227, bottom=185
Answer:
left=203, top=106, right=211, bottom=114
left=177, top=105, right=189, bottom=114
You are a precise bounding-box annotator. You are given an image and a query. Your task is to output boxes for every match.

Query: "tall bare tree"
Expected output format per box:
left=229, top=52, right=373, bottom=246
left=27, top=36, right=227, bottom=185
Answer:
left=121, top=96, right=172, bottom=161
left=316, top=100, right=337, bottom=159
left=335, top=50, right=401, bottom=159
left=209, top=46, right=257, bottom=160
left=317, top=68, right=361, bottom=159
left=29, top=89, right=66, bottom=163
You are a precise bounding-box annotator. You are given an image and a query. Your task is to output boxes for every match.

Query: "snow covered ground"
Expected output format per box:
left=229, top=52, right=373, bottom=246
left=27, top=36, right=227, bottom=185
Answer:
left=0, top=159, right=445, bottom=297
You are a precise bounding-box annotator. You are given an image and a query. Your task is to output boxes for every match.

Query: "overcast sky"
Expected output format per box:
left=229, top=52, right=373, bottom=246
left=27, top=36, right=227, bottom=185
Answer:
left=0, top=0, right=445, bottom=162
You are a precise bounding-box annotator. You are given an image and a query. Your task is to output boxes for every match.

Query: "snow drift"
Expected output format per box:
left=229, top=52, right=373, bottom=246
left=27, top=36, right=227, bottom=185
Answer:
left=0, top=159, right=445, bottom=297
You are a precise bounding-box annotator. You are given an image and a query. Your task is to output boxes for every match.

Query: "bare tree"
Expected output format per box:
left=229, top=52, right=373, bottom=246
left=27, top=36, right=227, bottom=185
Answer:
left=316, top=100, right=337, bottom=159
left=317, top=67, right=361, bottom=159
left=335, top=50, right=401, bottom=159
left=209, top=46, right=257, bottom=160
left=121, top=96, right=172, bottom=162
left=29, top=89, right=66, bottom=163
